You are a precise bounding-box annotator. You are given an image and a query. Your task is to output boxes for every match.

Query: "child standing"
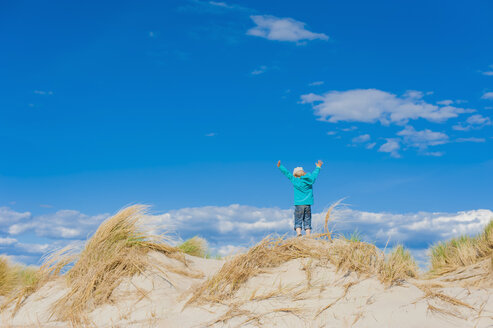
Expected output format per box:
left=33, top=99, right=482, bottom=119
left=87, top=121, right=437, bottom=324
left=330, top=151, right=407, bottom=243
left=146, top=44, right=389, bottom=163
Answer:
left=277, top=160, right=323, bottom=236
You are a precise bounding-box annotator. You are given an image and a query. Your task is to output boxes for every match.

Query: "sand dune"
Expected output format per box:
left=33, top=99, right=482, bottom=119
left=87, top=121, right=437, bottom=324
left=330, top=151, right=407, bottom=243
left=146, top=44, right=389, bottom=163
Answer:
left=2, top=240, right=492, bottom=327
left=1, top=205, right=492, bottom=327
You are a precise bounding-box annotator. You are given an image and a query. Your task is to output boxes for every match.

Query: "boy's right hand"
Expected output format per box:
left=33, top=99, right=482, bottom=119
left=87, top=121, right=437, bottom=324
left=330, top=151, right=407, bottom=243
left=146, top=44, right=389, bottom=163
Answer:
left=316, top=160, right=323, bottom=168
left=277, top=160, right=281, bottom=167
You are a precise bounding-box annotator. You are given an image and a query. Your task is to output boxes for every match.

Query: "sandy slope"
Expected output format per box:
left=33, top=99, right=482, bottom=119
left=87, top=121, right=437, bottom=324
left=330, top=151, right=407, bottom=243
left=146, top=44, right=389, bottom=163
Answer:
left=2, top=244, right=493, bottom=327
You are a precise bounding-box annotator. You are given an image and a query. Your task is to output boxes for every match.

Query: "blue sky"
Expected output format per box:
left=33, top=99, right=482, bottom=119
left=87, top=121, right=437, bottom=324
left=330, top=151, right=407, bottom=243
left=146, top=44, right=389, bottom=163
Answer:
left=0, top=0, right=492, bottom=267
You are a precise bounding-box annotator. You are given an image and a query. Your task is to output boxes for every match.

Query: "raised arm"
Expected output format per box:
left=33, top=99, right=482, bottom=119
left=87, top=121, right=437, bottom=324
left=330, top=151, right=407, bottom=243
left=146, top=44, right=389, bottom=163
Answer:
left=277, top=160, right=294, bottom=182
left=309, top=160, right=323, bottom=183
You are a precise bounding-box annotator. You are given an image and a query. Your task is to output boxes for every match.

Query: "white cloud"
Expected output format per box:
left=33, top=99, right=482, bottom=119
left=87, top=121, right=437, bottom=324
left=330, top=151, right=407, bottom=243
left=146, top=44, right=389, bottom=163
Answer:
left=0, top=237, right=17, bottom=245
left=378, top=138, right=400, bottom=158
left=8, top=209, right=108, bottom=239
left=2, top=204, right=493, bottom=269
left=482, top=72, right=493, bottom=76
left=15, top=242, right=51, bottom=254
left=352, top=134, right=371, bottom=143
left=309, top=81, right=324, bottom=86
left=209, top=1, right=230, bottom=7
left=251, top=65, right=267, bottom=75
left=0, top=207, right=31, bottom=226
left=205, top=132, right=216, bottom=137
left=300, top=89, right=471, bottom=125
left=216, top=244, right=248, bottom=257
left=34, top=90, right=53, bottom=95
left=397, top=126, right=449, bottom=150
left=247, top=15, right=328, bottom=43
left=456, top=137, right=485, bottom=143
left=366, top=142, right=376, bottom=149
left=326, top=131, right=337, bottom=136
left=436, top=100, right=453, bottom=105
left=424, top=151, right=444, bottom=157
left=482, top=92, right=493, bottom=100
left=178, top=0, right=249, bottom=13
left=453, top=114, right=492, bottom=131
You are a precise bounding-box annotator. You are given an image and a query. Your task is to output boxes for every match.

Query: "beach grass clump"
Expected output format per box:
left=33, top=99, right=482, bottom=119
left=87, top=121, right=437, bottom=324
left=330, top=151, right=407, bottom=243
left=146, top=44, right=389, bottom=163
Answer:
left=188, top=233, right=420, bottom=305
left=187, top=236, right=329, bottom=304
left=340, top=230, right=362, bottom=243
left=0, top=257, right=45, bottom=315
left=178, top=237, right=208, bottom=258
left=329, top=240, right=379, bottom=274
left=50, top=204, right=183, bottom=324
left=430, top=219, right=493, bottom=274
left=380, top=245, right=418, bottom=284
left=0, top=257, right=41, bottom=297
left=0, top=257, right=19, bottom=296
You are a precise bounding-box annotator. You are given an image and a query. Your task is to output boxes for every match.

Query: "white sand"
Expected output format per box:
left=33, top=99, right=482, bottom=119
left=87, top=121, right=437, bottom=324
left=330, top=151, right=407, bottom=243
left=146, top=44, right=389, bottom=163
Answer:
left=2, top=247, right=492, bottom=327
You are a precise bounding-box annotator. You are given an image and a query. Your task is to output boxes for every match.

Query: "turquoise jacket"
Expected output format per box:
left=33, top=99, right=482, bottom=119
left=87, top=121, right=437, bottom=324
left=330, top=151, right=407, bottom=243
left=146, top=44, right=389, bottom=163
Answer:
left=279, top=165, right=321, bottom=205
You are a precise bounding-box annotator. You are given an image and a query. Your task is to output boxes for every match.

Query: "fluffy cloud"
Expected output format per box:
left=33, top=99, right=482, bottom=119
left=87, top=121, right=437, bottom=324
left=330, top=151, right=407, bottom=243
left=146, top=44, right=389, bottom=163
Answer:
left=8, top=209, right=108, bottom=239
left=247, top=15, right=328, bottom=43
left=453, top=114, right=492, bottom=131
left=33, top=90, right=53, bottom=95
left=2, top=205, right=492, bottom=269
left=300, top=89, right=471, bottom=125
left=481, top=92, right=493, bottom=99
left=378, top=138, right=401, bottom=158
left=352, top=134, right=371, bottom=143
left=397, top=126, right=449, bottom=150
left=251, top=65, right=267, bottom=75
left=0, top=207, right=31, bottom=226
left=0, top=237, right=17, bottom=245
left=456, top=137, right=485, bottom=143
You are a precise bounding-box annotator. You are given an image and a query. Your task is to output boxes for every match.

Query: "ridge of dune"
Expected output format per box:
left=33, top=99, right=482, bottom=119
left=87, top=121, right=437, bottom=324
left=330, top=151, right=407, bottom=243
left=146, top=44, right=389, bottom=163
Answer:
left=2, top=237, right=492, bottom=328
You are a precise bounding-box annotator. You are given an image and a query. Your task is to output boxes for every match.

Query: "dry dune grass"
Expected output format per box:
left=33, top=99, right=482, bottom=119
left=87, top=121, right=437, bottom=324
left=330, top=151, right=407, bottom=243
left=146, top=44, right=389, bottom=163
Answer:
left=186, top=236, right=330, bottom=305
left=0, top=257, right=41, bottom=307
left=0, top=257, right=19, bottom=296
left=188, top=233, right=417, bottom=306
left=186, top=201, right=419, bottom=307
left=380, top=245, right=418, bottom=284
left=44, top=205, right=183, bottom=324
left=430, top=219, right=493, bottom=274
left=0, top=258, right=49, bottom=321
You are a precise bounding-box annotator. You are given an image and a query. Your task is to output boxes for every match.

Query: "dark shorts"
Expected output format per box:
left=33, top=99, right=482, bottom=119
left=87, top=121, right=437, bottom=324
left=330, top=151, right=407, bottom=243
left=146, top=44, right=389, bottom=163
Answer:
left=294, top=205, right=312, bottom=230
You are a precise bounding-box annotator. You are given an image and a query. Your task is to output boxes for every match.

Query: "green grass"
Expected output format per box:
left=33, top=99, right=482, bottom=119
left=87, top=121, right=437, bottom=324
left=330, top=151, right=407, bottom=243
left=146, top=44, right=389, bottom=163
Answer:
left=178, top=236, right=209, bottom=258
left=429, top=219, right=493, bottom=273
left=341, top=229, right=362, bottom=242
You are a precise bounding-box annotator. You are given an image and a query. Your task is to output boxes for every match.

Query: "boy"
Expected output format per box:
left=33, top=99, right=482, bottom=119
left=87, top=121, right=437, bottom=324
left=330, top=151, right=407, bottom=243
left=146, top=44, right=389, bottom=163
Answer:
left=277, top=160, right=323, bottom=237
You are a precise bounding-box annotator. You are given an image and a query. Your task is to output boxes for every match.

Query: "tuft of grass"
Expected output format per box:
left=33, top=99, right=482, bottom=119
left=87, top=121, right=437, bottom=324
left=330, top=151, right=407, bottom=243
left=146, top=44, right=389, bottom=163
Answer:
left=0, top=257, right=19, bottom=296
left=186, top=236, right=329, bottom=305
left=341, top=229, right=362, bottom=243
left=380, top=245, right=418, bottom=284
left=47, top=205, right=183, bottom=324
left=429, top=219, right=493, bottom=274
left=178, top=237, right=208, bottom=258
left=0, top=257, right=44, bottom=315
left=329, top=240, right=379, bottom=274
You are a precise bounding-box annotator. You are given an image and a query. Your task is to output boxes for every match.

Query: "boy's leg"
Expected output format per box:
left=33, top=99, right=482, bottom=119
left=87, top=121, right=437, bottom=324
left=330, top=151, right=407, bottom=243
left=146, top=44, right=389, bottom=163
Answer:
left=304, top=205, right=312, bottom=236
left=294, top=205, right=303, bottom=236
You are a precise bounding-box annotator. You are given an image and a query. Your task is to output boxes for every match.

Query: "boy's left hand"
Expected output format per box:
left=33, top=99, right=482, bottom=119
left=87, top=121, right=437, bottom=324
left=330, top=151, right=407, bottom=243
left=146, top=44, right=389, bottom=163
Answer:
left=316, top=160, right=323, bottom=168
